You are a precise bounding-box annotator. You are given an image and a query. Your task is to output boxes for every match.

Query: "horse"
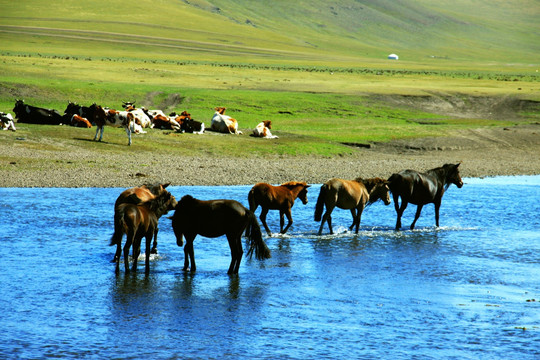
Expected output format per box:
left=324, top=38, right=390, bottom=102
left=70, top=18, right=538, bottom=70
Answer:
left=111, top=183, right=172, bottom=262
left=387, top=163, right=463, bottom=230
left=314, top=177, right=391, bottom=235
left=170, top=195, right=271, bottom=275
left=110, top=191, right=177, bottom=273
left=248, top=181, right=310, bottom=235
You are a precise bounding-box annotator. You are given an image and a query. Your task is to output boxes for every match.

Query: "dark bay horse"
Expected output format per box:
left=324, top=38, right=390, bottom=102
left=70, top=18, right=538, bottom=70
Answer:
left=170, top=195, right=271, bottom=275
left=314, top=177, right=391, bottom=235
left=111, top=183, right=171, bottom=262
left=248, top=181, right=310, bottom=235
left=110, top=191, right=177, bottom=273
left=387, top=163, right=463, bottom=230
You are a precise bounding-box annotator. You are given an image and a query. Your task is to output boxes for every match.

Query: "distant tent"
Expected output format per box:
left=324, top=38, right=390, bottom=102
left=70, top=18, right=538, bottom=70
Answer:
left=388, top=54, right=399, bottom=60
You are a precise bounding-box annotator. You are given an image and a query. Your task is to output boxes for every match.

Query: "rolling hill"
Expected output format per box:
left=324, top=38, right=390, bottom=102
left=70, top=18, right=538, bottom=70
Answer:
left=1, top=0, right=538, bottom=65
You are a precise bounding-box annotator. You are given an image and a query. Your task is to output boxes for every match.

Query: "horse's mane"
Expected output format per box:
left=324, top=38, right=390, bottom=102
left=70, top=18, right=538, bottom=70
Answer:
left=356, top=177, right=387, bottom=206
left=280, top=181, right=308, bottom=187
left=142, top=191, right=172, bottom=214
left=142, top=182, right=169, bottom=196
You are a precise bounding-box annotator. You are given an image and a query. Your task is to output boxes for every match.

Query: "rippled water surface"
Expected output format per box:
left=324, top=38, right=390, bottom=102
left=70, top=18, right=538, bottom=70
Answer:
left=0, top=176, right=539, bottom=359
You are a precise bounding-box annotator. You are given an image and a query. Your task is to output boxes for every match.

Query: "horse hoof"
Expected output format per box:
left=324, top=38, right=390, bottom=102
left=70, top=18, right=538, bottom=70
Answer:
left=150, top=248, right=158, bottom=254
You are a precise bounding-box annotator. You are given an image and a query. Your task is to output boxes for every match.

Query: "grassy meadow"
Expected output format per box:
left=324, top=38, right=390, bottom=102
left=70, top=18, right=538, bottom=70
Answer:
left=0, top=0, right=538, bottom=157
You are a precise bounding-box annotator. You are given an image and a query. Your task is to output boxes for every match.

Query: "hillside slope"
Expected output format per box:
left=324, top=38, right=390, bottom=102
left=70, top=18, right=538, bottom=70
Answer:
left=0, top=0, right=538, bottom=64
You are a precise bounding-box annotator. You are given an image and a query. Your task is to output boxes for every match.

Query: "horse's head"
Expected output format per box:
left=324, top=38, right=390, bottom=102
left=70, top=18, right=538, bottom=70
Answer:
left=298, top=184, right=310, bottom=205
left=446, top=163, right=463, bottom=189
left=369, top=179, right=391, bottom=205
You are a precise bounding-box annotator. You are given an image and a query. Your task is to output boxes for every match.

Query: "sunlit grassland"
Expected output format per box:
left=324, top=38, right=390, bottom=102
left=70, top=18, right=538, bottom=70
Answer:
left=0, top=0, right=538, bottom=159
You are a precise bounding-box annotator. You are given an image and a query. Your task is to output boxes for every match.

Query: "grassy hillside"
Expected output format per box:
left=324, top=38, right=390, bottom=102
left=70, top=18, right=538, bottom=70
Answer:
left=0, top=0, right=538, bottom=158
left=1, top=0, right=538, bottom=64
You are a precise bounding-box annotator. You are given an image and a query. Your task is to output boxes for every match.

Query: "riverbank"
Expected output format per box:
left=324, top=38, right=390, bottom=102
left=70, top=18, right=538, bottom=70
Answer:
left=1, top=123, right=539, bottom=188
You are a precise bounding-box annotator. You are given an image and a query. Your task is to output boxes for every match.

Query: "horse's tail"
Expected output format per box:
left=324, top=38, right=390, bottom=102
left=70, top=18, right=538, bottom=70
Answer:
left=386, top=173, right=400, bottom=194
left=247, top=187, right=257, bottom=212
left=245, top=211, right=271, bottom=260
left=314, top=184, right=327, bottom=222
left=109, top=208, right=125, bottom=246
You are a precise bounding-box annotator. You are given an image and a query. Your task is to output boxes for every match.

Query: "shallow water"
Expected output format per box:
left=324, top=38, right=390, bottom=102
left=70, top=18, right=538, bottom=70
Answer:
left=0, top=176, right=539, bottom=359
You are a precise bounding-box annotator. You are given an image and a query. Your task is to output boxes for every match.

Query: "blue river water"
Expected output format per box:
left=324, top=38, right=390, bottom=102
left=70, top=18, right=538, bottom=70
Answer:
left=0, top=176, right=539, bottom=359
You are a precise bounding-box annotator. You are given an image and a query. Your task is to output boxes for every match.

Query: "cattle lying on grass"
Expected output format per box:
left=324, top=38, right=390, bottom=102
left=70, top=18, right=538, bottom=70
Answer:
left=170, top=111, right=205, bottom=134
left=13, top=99, right=63, bottom=125
left=253, top=120, right=278, bottom=139
left=0, top=112, right=16, bottom=131
left=211, top=107, right=242, bottom=134
left=69, top=114, right=92, bottom=128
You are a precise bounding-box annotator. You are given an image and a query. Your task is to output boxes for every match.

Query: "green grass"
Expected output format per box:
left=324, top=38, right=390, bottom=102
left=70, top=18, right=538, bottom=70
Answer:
left=0, top=0, right=538, bottom=159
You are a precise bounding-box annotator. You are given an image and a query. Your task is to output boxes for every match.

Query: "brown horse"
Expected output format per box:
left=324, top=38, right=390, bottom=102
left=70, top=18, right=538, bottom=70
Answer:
left=387, top=163, right=463, bottom=230
left=170, top=195, right=271, bottom=275
left=111, top=183, right=171, bottom=262
left=314, top=177, right=391, bottom=235
left=110, top=191, right=177, bottom=273
left=248, top=181, right=310, bottom=235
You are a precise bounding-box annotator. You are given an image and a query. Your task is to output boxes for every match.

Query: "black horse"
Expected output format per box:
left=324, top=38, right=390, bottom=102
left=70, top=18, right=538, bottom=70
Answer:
left=387, top=163, right=463, bottom=230
left=170, top=195, right=271, bottom=275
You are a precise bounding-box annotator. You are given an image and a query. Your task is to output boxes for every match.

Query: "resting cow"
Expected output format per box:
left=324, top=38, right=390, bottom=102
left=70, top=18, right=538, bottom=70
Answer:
left=170, top=111, right=205, bottom=134
left=0, top=112, right=16, bottom=131
left=13, top=99, right=63, bottom=125
left=253, top=120, right=278, bottom=138
left=211, top=107, right=242, bottom=134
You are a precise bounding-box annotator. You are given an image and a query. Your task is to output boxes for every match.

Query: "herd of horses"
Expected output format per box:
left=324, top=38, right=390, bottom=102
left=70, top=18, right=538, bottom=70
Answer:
left=110, top=163, right=463, bottom=275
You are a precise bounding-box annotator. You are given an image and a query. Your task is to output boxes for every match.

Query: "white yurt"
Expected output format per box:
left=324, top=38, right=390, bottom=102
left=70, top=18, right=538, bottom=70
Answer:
left=387, top=54, right=399, bottom=60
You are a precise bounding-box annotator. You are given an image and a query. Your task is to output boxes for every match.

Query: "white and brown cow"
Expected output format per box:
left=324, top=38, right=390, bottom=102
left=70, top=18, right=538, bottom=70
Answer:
left=70, top=114, right=92, bottom=128
left=253, top=120, right=278, bottom=139
left=89, top=104, right=138, bottom=145
left=211, top=107, right=242, bottom=134
left=0, top=112, right=16, bottom=131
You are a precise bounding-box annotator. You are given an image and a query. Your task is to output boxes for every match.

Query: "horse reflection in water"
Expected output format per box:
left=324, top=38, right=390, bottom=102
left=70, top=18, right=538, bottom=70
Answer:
left=170, top=195, right=271, bottom=275
left=314, top=177, right=391, bottom=235
left=388, top=163, right=463, bottom=230
left=248, top=181, right=310, bottom=236
left=112, top=183, right=171, bottom=262
left=110, top=191, right=177, bottom=273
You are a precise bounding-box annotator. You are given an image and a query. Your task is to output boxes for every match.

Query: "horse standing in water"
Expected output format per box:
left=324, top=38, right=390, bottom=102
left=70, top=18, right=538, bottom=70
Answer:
left=387, top=163, right=463, bottom=230
left=170, top=195, right=271, bottom=275
left=314, top=177, right=391, bottom=235
left=111, top=183, right=171, bottom=262
left=110, top=191, right=177, bottom=273
left=248, top=181, right=310, bottom=235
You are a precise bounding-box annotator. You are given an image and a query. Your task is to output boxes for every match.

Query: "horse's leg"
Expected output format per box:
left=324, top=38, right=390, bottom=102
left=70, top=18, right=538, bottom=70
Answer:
left=123, top=232, right=133, bottom=273
left=132, top=236, right=142, bottom=272
left=259, top=208, right=272, bottom=236
left=151, top=227, right=158, bottom=254
left=280, top=209, right=294, bottom=234
left=226, top=235, right=243, bottom=275
left=354, top=205, right=365, bottom=233
left=183, top=237, right=196, bottom=272
left=349, top=209, right=357, bottom=231
left=410, top=204, right=424, bottom=230
left=394, top=194, right=407, bottom=230
left=319, top=205, right=335, bottom=235
left=434, top=200, right=441, bottom=227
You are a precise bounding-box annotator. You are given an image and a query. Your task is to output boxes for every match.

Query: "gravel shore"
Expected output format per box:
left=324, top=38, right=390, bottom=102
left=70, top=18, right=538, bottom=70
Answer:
left=1, top=124, right=539, bottom=188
